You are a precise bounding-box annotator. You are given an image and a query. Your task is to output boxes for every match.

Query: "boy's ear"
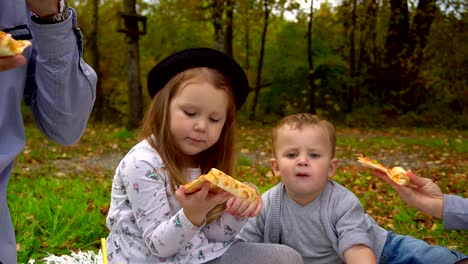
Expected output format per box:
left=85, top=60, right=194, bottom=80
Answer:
left=328, top=158, right=339, bottom=179
left=270, top=158, right=281, bottom=177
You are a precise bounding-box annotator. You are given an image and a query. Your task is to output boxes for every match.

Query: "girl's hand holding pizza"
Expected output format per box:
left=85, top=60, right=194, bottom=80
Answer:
left=176, top=182, right=231, bottom=227
left=226, top=195, right=262, bottom=218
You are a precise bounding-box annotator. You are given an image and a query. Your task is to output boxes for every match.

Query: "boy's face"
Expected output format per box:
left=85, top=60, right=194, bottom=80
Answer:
left=270, top=124, right=338, bottom=206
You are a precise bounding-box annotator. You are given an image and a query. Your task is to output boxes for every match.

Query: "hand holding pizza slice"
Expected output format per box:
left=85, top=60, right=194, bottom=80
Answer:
left=356, top=154, right=410, bottom=186
left=184, top=168, right=259, bottom=203
left=0, top=31, right=32, bottom=57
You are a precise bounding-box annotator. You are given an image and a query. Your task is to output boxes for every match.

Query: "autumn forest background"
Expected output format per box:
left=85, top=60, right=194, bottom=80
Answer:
left=67, top=0, right=467, bottom=129
left=12, top=0, right=467, bottom=262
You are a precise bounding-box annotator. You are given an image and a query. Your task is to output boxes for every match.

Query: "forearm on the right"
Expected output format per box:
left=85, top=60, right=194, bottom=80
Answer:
left=412, top=196, right=443, bottom=219
left=344, top=245, right=376, bottom=264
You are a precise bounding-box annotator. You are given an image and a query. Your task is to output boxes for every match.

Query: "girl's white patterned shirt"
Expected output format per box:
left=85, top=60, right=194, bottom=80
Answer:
left=105, top=139, right=247, bottom=264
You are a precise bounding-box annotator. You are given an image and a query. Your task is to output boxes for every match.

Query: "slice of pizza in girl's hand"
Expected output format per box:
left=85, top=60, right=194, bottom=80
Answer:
left=184, top=168, right=260, bottom=203
left=0, top=31, right=32, bottom=57
left=356, top=154, right=410, bottom=186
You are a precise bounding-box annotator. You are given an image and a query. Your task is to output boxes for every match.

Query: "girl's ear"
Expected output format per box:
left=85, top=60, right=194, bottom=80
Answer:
left=270, top=158, right=281, bottom=177
left=328, top=158, right=339, bottom=179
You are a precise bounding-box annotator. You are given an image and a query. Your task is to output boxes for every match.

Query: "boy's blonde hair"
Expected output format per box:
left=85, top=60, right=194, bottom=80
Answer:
left=140, top=67, right=238, bottom=223
left=272, top=113, right=336, bottom=158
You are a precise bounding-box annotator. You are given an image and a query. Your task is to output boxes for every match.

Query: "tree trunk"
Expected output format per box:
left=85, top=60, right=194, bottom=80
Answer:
left=243, top=0, right=250, bottom=70
left=249, top=0, right=269, bottom=120
left=347, top=0, right=357, bottom=113
left=405, top=0, right=437, bottom=106
left=123, top=0, right=143, bottom=130
left=381, top=0, right=436, bottom=113
left=307, top=0, right=316, bottom=114
left=380, top=0, right=409, bottom=111
left=90, top=0, right=102, bottom=121
left=341, top=0, right=351, bottom=109
left=357, top=0, right=379, bottom=97
left=224, top=0, right=233, bottom=56
left=213, top=0, right=224, bottom=52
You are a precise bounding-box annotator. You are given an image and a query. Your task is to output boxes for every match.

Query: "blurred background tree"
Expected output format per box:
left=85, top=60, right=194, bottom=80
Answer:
left=66, top=0, right=467, bottom=129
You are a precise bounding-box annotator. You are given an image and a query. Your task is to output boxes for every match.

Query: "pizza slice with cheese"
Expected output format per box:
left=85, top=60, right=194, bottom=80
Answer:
left=0, top=31, right=32, bottom=57
left=357, top=154, right=409, bottom=186
left=184, top=168, right=259, bottom=203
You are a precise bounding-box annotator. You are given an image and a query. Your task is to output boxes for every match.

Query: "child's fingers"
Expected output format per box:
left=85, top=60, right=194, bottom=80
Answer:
left=242, top=197, right=263, bottom=218
left=249, top=197, right=263, bottom=217
left=237, top=201, right=256, bottom=217
left=226, top=196, right=236, bottom=209
left=232, top=199, right=257, bottom=217
left=210, top=191, right=230, bottom=205
left=237, top=201, right=252, bottom=216
left=193, top=182, right=210, bottom=199
left=175, top=185, right=187, bottom=203
left=226, top=197, right=244, bottom=214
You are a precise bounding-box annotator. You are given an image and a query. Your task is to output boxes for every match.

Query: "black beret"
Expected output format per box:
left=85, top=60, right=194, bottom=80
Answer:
left=147, top=48, right=249, bottom=110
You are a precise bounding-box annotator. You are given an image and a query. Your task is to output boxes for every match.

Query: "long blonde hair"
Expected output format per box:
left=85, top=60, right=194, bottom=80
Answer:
left=140, top=67, right=238, bottom=223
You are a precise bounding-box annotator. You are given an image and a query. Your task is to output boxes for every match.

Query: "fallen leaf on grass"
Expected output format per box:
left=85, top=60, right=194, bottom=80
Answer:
left=424, top=218, right=433, bottom=229
left=101, top=205, right=110, bottom=215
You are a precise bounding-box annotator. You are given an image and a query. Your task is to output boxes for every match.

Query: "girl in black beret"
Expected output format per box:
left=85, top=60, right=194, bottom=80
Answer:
left=104, top=48, right=303, bottom=264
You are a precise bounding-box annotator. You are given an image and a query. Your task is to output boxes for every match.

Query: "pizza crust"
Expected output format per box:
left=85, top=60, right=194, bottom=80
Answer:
left=357, top=155, right=409, bottom=186
left=184, top=175, right=225, bottom=194
left=184, top=168, right=259, bottom=203
left=0, top=31, right=32, bottom=57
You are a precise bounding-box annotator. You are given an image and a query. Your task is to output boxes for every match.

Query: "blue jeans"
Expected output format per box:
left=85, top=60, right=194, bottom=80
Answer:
left=380, top=231, right=467, bottom=264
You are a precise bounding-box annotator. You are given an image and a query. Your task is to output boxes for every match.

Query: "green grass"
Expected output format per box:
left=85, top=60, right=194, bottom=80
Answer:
left=8, top=122, right=468, bottom=263
left=10, top=174, right=111, bottom=261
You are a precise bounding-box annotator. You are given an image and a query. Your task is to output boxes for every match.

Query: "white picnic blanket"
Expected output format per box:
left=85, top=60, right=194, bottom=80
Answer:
left=28, top=250, right=103, bottom=264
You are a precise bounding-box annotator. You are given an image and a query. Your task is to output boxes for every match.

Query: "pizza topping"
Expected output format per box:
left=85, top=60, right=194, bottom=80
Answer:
left=389, top=166, right=409, bottom=186
left=356, top=154, right=409, bottom=186
left=0, top=31, right=32, bottom=57
left=184, top=168, right=259, bottom=203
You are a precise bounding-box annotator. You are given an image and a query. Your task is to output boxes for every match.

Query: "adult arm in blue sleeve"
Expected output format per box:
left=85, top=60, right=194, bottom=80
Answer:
left=27, top=8, right=97, bottom=145
left=443, top=194, right=468, bottom=230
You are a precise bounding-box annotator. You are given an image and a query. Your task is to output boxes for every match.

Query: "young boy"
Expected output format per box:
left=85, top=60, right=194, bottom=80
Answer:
left=238, top=113, right=467, bottom=264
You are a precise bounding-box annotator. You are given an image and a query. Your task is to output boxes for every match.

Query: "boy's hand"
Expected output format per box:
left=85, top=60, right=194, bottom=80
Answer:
left=176, top=182, right=230, bottom=226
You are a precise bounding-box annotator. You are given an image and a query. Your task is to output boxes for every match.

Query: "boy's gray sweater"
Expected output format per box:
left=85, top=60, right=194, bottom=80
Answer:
left=239, top=181, right=388, bottom=263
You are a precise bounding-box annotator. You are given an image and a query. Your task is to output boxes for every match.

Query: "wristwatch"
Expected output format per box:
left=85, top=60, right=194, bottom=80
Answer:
left=31, top=0, right=70, bottom=24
